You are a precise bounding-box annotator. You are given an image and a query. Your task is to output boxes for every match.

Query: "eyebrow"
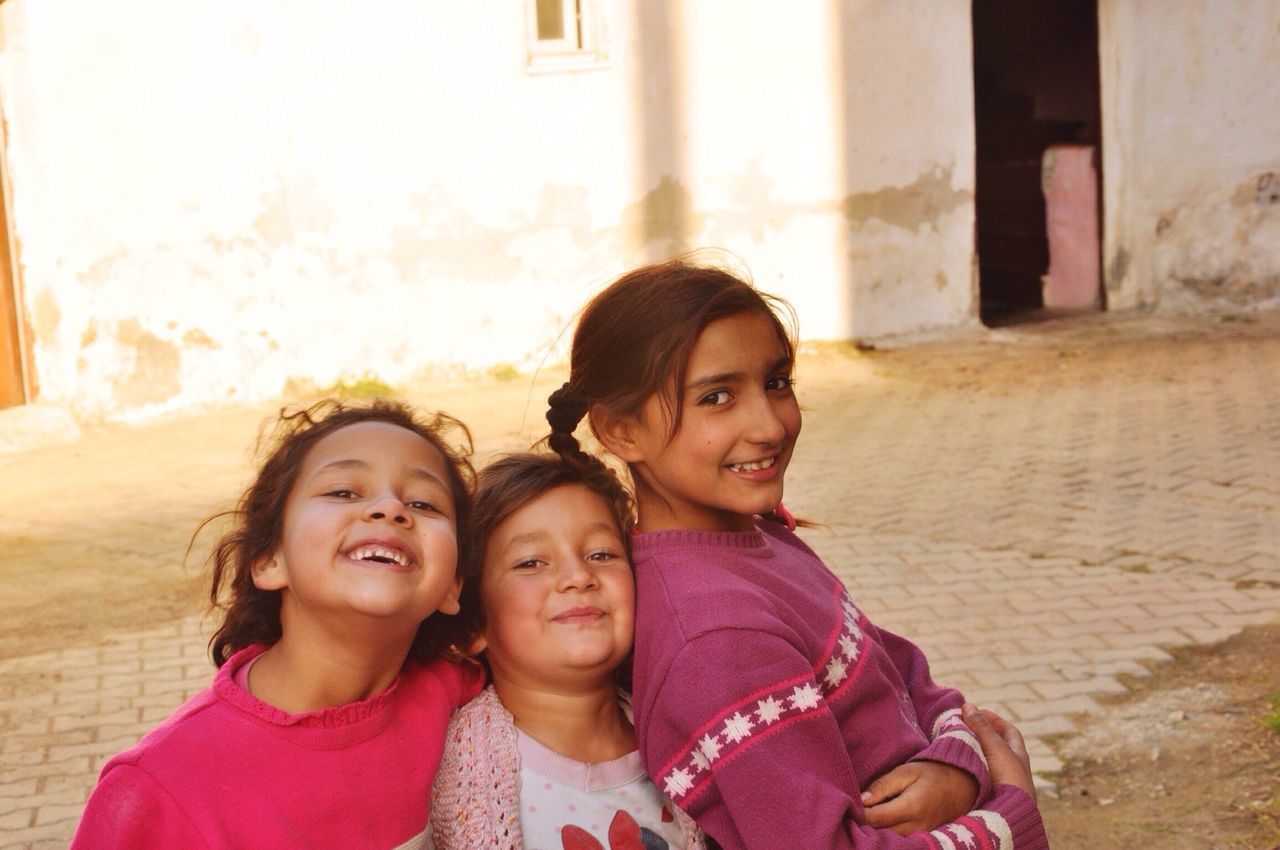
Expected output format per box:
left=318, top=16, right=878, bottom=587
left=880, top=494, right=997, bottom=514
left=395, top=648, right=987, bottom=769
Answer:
left=312, top=458, right=449, bottom=487
left=500, top=522, right=621, bottom=550
left=686, top=356, right=793, bottom=391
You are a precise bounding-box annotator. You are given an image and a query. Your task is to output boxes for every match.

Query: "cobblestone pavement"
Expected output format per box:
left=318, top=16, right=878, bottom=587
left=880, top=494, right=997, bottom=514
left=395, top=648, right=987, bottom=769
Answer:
left=2, top=311, right=1278, bottom=848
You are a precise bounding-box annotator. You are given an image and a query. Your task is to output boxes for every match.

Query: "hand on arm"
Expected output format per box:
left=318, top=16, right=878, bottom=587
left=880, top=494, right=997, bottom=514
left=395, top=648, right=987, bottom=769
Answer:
left=860, top=761, right=978, bottom=835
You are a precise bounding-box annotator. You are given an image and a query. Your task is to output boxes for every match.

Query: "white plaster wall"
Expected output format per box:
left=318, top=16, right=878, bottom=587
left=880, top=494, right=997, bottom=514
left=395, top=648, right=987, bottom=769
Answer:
left=678, top=2, right=848, bottom=338
left=1100, top=0, right=1280, bottom=310
left=834, top=0, right=979, bottom=339
left=0, top=0, right=982, bottom=418
left=0, top=0, right=641, bottom=419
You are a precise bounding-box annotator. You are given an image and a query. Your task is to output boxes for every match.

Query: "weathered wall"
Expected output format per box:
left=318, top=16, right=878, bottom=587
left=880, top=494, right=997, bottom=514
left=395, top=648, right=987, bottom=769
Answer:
left=1100, top=0, right=1280, bottom=310
left=834, top=0, right=979, bottom=339
left=0, top=1, right=637, bottom=418
left=0, top=0, right=980, bottom=418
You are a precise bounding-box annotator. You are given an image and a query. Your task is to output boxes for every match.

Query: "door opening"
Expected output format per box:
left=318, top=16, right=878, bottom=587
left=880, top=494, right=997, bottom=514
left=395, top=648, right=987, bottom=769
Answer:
left=973, top=0, right=1103, bottom=326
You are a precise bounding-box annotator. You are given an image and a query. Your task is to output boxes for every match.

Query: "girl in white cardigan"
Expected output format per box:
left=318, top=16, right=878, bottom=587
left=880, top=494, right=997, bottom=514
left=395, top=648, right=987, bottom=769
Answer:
left=431, top=451, right=706, bottom=850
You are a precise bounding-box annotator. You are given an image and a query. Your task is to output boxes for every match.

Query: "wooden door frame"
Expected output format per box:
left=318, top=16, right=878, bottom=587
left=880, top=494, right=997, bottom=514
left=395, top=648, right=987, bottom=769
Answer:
left=0, top=97, right=32, bottom=408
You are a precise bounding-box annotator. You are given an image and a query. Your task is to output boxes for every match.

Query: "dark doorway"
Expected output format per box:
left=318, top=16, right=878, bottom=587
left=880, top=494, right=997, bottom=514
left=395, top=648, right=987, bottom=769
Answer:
left=973, top=0, right=1102, bottom=325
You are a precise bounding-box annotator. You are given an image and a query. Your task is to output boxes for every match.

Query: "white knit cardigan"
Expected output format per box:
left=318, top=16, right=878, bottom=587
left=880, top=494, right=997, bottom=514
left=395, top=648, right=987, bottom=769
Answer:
left=430, top=686, right=706, bottom=850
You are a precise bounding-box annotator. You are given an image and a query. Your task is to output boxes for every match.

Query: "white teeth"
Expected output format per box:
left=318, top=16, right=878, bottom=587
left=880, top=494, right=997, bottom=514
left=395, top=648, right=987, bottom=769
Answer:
left=347, top=545, right=409, bottom=567
left=728, top=457, right=776, bottom=473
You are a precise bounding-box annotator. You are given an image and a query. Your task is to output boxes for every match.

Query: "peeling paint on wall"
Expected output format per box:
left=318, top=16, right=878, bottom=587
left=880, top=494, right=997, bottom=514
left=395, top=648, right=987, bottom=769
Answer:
left=841, top=165, right=972, bottom=232
left=390, top=189, right=522, bottom=283
left=181, top=328, right=218, bottom=349
left=77, top=251, right=127, bottom=289
left=254, top=179, right=336, bottom=250
left=1106, top=248, right=1130, bottom=292
left=620, top=177, right=702, bottom=255
left=111, top=319, right=181, bottom=408
left=32, top=290, right=60, bottom=342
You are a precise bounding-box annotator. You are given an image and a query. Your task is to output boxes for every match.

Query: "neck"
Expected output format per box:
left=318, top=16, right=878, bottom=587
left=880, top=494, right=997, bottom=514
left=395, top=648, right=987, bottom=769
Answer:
left=492, top=675, right=634, bottom=763
left=631, top=475, right=755, bottom=533
left=246, top=618, right=416, bottom=715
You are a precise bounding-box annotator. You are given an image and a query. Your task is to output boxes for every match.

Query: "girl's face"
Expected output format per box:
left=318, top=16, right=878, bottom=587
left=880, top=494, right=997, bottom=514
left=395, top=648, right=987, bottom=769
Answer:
left=477, top=484, right=634, bottom=692
left=252, top=421, right=461, bottom=632
left=617, top=310, right=801, bottom=533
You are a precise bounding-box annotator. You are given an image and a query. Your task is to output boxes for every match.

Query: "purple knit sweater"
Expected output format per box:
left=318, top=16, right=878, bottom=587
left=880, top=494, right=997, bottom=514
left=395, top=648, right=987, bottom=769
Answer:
left=630, top=520, right=1049, bottom=850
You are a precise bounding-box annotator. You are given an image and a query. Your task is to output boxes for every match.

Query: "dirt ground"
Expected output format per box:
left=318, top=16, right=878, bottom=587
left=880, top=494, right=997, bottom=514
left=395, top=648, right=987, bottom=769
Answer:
left=1040, top=621, right=1280, bottom=850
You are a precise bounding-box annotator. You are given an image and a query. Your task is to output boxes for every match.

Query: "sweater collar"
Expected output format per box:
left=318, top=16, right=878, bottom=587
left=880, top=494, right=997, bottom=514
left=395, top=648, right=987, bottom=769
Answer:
left=630, top=523, right=770, bottom=559
left=214, top=643, right=402, bottom=748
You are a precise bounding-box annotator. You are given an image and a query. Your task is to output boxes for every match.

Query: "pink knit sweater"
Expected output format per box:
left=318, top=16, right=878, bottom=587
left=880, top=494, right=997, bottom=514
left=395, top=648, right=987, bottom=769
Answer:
left=71, top=644, right=482, bottom=849
left=431, top=686, right=705, bottom=850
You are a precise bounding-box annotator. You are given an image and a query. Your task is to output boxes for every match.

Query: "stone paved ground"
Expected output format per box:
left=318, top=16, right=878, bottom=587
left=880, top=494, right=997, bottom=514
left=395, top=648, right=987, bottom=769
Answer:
left=2, top=310, right=1278, bottom=848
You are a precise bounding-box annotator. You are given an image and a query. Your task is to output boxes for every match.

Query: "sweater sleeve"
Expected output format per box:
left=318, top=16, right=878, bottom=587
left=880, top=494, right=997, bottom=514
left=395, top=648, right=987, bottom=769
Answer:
left=70, top=764, right=209, bottom=850
left=430, top=689, right=522, bottom=850
left=639, top=627, right=1048, bottom=850
left=872, top=623, right=994, bottom=803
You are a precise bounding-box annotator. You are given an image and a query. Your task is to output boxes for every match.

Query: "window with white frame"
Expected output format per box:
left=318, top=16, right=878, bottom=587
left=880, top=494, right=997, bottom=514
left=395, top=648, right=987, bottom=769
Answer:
left=527, top=0, right=607, bottom=70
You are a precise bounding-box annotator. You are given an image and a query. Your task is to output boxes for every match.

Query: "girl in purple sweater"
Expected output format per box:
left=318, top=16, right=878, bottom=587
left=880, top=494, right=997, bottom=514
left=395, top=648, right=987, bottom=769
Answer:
left=543, top=259, right=1050, bottom=849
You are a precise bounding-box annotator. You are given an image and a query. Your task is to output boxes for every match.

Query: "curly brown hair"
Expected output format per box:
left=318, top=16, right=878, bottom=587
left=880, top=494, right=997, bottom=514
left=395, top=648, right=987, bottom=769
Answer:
left=204, top=399, right=475, bottom=667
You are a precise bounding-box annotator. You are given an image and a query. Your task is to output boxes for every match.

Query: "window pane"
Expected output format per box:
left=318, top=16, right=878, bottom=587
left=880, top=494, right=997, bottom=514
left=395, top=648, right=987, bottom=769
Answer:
left=536, top=0, right=565, bottom=41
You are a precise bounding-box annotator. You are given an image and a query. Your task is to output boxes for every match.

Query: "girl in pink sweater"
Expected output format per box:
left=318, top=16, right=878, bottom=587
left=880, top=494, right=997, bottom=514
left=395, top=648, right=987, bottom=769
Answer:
left=72, top=401, right=483, bottom=849
left=543, top=259, right=1050, bottom=849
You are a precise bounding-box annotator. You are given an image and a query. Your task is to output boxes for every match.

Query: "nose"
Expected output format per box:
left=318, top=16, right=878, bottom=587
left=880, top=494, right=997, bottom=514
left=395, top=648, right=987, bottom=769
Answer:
left=364, top=494, right=412, bottom=527
left=556, top=556, right=598, bottom=592
left=744, top=391, right=787, bottom=445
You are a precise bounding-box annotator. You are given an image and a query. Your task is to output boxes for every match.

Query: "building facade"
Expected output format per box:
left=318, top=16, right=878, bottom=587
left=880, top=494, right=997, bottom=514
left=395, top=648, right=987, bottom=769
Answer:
left=0, top=0, right=1276, bottom=418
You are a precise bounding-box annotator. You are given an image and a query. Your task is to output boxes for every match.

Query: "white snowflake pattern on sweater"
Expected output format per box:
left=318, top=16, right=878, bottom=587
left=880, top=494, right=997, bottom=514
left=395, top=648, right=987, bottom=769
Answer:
left=659, top=583, right=871, bottom=804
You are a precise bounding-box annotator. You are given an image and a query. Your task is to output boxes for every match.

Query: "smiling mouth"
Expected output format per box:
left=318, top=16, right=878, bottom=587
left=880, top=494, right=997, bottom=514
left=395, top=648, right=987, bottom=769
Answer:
left=345, top=545, right=414, bottom=568
left=726, top=456, right=777, bottom=473
left=553, top=607, right=606, bottom=623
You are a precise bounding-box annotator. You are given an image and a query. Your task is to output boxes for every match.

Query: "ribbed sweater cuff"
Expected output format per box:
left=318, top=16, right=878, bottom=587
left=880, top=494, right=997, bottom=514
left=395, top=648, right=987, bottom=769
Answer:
left=982, top=784, right=1050, bottom=850
left=913, top=732, right=994, bottom=802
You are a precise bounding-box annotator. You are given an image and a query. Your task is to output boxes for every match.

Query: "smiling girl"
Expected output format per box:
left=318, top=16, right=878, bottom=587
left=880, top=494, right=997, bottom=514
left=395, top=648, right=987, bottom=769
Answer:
left=72, top=401, right=482, bottom=849
left=431, top=452, right=704, bottom=850
left=544, top=259, right=1049, bottom=849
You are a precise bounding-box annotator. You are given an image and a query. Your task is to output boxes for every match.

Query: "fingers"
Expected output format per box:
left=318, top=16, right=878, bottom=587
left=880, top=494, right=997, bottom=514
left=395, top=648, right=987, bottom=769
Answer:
left=963, top=702, right=1037, bottom=801
left=961, top=702, right=1000, bottom=744
left=860, top=763, right=917, bottom=807
left=862, top=795, right=915, bottom=832
left=977, top=706, right=1029, bottom=768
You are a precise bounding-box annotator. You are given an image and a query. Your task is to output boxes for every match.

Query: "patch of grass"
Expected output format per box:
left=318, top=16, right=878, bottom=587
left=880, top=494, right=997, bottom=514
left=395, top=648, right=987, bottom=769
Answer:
left=1261, top=694, right=1280, bottom=735
left=323, top=373, right=396, bottom=399
left=488, top=362, right=520, bottom=382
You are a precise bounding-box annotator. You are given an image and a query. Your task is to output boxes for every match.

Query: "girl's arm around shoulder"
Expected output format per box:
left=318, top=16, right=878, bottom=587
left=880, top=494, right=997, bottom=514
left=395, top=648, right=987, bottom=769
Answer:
left=70, top=763, right=209, bottom=850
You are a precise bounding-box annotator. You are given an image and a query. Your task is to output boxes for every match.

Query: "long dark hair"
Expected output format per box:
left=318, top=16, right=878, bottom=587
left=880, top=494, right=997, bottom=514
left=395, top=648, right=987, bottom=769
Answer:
left=204, top=399, right=475, bottom=667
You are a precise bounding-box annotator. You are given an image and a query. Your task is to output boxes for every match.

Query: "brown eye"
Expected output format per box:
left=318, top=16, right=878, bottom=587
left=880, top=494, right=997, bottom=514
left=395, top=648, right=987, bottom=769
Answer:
left=698, top=389, right=731, bottom=406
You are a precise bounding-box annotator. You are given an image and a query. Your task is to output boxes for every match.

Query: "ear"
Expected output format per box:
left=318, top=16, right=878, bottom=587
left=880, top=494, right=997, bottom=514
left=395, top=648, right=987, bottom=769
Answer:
left=590, top=405, right=646, bottom=463
left=435, top=575, right=463, bottom=616
left=250, top=551, right=287, bottom=591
